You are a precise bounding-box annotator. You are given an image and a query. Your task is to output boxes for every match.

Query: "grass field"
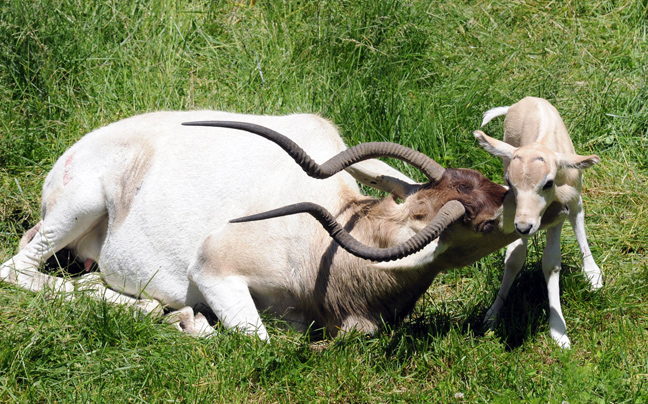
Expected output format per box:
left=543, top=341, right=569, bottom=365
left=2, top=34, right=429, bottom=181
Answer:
left=1, top=0, right=647, bottom=402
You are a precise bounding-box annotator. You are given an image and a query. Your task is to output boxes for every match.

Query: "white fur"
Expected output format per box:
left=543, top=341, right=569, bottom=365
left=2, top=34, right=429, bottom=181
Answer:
left=480, top=106, right=510, bottom=127
left=1, top=111, right=439, bottom=340
left=477, top=97, right=602, bottom=349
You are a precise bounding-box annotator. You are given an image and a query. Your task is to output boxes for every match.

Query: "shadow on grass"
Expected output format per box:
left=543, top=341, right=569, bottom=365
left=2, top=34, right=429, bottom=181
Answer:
left=368, top=261, right=600, bottom=359
left=489, top=266, right=549, bottom=349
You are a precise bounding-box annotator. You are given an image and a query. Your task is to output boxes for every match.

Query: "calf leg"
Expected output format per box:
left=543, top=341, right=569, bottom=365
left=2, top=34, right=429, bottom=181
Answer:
left=484, top=237, right=528, bottom=328
left=569, top=196, right=602, bottom=289
left=543, top=224, right=571, bottom=349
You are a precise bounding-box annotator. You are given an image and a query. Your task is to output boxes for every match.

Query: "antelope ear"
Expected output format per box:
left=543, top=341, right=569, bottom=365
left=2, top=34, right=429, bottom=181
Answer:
left=345, top=159, right=420, bottom=200
left=556, top=153, right=600, bottom=170
left=473, top=130, right=516, bottom=160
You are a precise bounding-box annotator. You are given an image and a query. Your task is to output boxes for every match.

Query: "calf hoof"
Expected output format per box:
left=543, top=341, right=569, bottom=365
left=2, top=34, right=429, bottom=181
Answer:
left=583, top=259, right=603, bottom=290
left=482, top=306, right=501, bottom=331
left=551, top=332, right=571, bottom=350
left=586, top=271, right=603, bottom=290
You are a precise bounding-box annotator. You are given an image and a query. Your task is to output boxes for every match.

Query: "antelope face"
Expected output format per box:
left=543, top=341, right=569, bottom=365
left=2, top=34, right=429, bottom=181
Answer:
left=473, top=130, right=600, bottom=238
left=505, top=144, right=558, bottom=237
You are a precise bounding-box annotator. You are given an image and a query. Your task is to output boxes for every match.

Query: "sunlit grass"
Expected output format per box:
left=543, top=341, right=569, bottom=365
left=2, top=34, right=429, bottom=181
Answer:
left=1, top=0, right=647, bottom=401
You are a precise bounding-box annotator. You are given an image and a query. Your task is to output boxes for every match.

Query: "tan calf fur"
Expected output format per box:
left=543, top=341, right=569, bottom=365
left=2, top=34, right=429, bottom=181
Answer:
left=475, top=97, right=602, bottom=349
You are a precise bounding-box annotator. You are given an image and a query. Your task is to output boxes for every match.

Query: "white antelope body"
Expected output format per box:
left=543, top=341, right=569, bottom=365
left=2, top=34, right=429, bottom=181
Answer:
left=2, top=110, right=570, bottom=342
left=474, top=96, right=601, bottom=348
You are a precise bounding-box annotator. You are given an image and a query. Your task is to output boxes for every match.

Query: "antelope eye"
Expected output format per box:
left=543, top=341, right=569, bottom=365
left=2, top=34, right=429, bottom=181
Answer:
left=543, top=180, right=554, bottom=190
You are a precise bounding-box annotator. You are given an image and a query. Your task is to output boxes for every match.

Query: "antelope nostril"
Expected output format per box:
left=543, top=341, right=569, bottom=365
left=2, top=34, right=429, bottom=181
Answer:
left=515, top=223, right=533, bottom=235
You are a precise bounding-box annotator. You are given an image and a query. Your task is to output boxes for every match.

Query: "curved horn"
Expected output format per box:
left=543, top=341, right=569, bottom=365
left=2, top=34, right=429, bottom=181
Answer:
left=182, top=121, right=445, bottom=182
left=230, top=200, right=466, bottom=262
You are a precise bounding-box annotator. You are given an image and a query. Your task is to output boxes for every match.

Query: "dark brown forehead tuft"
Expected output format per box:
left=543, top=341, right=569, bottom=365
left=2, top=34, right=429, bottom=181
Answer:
left=420, top=168, right=507, bottom=230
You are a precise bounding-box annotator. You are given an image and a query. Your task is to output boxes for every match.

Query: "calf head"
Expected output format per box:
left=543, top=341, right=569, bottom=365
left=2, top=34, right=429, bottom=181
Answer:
left=473, top=130, right=599, bottom=237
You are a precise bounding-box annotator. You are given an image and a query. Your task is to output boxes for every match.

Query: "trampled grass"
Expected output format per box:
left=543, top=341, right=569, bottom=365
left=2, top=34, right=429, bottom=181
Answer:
left=1, top=0, right=647, bottom=402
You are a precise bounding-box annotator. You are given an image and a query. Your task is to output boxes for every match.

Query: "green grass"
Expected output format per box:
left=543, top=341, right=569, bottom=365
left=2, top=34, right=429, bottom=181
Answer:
left=1, top=0, right=647, bottom=401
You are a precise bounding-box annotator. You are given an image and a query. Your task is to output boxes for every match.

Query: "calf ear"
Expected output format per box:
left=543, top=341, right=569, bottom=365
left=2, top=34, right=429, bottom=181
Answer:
left=473, top=130, right=516, bottom=160
left=557, top=153, right=600, bottom=170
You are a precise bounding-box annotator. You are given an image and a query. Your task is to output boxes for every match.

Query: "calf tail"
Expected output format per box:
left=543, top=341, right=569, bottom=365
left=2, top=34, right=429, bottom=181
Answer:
left=481, top=106, right=510, bottom=128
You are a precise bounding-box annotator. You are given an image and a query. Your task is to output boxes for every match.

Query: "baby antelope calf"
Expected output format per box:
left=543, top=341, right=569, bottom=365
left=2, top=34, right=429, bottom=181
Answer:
left=474, top=96, right=601, bottom=349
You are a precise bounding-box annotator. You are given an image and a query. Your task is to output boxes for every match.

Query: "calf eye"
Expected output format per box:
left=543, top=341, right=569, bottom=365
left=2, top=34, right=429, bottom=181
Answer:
left=543, top=180, right=554, bottom=190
